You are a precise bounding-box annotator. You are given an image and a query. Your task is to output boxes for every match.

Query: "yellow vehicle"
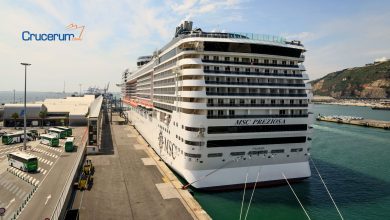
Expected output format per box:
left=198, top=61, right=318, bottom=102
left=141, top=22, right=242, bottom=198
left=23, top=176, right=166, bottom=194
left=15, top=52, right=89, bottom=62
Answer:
left=78, top=173, right=91, bottom=190
left=75, top=159, right=94, bottom=190
left=83, top=159, right=94, bottom=175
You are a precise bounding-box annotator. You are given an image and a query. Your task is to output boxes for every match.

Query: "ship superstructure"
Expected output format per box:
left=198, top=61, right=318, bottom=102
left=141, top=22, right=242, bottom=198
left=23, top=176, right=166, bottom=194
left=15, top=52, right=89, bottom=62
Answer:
left=121, top=21, right=314, bottom=189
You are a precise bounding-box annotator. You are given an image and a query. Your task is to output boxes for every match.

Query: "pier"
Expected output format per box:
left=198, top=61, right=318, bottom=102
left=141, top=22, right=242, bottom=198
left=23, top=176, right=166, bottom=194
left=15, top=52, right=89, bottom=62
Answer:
left=71, top=113, right=210, bottom=220
left=316, top=116, right=390, bottom=129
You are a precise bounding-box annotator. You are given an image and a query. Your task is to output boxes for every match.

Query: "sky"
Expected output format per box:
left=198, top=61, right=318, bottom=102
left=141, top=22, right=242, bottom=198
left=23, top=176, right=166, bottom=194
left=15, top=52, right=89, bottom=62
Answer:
left=0, top=0, right=390, bottom=93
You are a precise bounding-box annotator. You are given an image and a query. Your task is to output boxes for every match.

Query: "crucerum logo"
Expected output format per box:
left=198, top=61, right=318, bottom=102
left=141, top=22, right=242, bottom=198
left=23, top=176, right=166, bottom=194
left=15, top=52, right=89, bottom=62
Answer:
left=22, top=23, right=85, bottom=41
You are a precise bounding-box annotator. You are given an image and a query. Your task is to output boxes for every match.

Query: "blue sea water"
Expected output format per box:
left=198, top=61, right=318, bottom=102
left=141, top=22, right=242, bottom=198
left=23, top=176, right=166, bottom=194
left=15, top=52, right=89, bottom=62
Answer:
left=193, top=104, right=390, bottom=220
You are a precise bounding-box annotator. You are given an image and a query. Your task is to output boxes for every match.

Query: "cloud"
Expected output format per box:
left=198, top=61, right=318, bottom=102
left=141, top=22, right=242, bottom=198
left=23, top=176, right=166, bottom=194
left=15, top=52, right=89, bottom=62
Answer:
left=283, top=32, right=315, bottom=42
left=0, top=0, right=246, bottom=92
left=302, top=12, right=390, bottom=80
left=374, top=57, right=388, bottom=62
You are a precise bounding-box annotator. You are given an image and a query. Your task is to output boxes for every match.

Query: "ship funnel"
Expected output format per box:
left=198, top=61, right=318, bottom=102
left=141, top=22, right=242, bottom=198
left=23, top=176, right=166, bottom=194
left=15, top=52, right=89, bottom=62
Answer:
left=175, top=21, right=193, bottom=37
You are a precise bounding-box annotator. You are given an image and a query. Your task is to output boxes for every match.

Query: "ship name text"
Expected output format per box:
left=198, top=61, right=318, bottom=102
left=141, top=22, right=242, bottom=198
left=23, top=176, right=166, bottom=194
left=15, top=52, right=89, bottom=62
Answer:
left=235, top=119, right=286, bottom=125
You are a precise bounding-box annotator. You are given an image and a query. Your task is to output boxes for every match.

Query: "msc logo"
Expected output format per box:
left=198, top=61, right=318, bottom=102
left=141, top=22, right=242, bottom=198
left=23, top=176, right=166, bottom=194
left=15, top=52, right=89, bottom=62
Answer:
left=22, top=23, right=85, bottom=42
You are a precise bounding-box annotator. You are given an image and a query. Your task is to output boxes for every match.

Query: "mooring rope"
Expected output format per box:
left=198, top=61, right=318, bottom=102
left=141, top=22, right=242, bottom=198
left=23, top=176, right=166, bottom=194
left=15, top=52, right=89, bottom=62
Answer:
left=310, top=157, right=344, bottom=220
left=282, top=173, right=311, bottom=220
left=239, top=171, right=249, bottom=220
left=244, top=170, right=260, bottom=220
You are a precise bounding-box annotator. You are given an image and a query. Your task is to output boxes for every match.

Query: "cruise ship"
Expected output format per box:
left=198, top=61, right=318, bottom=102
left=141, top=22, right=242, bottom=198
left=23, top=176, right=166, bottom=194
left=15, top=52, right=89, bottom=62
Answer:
left=120, top=21, right=314, bottom=190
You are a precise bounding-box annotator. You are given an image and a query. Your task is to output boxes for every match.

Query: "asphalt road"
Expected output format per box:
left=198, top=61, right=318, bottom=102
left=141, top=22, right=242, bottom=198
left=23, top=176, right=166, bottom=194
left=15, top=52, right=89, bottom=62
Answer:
left=71, top=116, right=193, bottom=220
left=0, top=127, right=86, bottom=220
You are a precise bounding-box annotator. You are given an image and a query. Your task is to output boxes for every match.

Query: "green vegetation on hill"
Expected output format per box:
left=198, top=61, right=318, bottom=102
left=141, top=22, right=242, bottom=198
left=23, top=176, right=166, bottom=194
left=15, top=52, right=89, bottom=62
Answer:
left=310, top=60, right=390, bottom=98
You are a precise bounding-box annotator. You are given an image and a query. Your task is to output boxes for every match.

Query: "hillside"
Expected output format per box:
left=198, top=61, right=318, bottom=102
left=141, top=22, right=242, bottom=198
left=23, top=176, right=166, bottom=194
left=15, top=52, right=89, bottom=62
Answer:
left=310, top=60, right=390, bottom=98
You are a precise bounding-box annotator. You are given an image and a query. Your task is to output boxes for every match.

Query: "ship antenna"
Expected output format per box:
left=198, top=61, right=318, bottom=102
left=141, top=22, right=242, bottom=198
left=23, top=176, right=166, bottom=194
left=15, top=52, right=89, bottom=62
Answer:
left=282, top=173, right=312, bottom=220
left=310, top=157, right=344, bottom=220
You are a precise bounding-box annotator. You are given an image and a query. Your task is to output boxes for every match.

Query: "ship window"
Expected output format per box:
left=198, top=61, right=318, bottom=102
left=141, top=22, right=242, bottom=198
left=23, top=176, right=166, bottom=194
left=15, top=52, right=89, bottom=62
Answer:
left=245, top=68, right=250, bottom=72
left=214, top=66, right=220, bottom=71
left=273, top=69, right=278, bottom=74
left=242, top=58, right=250, bottom=63
left=290, top=61, right=294, bottom=65
left=284, top=70, right=287, bottom=74
left=208, top=99, right=213, bottom=104
left=264, top=59, right=269, bottom=64
left=282, top=60, right=286, bottom=65
left=279, top=110, right=286, bottom=115
left=229, top=110, right=235, bottom=115
left=225, top=57, right=230, bottom=62
left=291, top=148, right=303, bottom=152
left=207, top=136, right=306, bottom=147
left=230, top=99, right=235, bottom=104
left=207, top=110, right=213, bottom=116
left=217, top=110, right=224, bottom=116
left=207, top=124, right=307, bottom=134
left=240, top=99, right=245, bottom=104
left=235, top=67, right=240, bottom=72
left=271, top=149, right=284, bottom=153
left=253, top=59, right=259, bottom=63
left=213, top=56, right=219, bottom=61
left=255, top=68, right=259, bottom=72
left=230, top=152, right=245, bottom=156
left=225, top=66, right=231, bottom=72
left=251, top=99, right=256, bottom=104
left=265, top=69, right=269, bottom=73
left=204, top=55, right=209, bottom=60
left=204, top=66, right=210, bottom=70
left=208, top=153, right=223, bottom=158
left=271, top=99, right=275, bottom=104
left=248, top=150, right=268, bottom=155
left=272, top=60, right=277, bottom=64
left=185, top=140, right=205, bottom=146
left=261, top=99, right=265, bottom=104
left=218, top=99, right=223, bottom=104
left=234, top=57, right=239, bottom=62
left=290, top=100, right=294, bottom=104
left=185, top=153, right=202, bottom=158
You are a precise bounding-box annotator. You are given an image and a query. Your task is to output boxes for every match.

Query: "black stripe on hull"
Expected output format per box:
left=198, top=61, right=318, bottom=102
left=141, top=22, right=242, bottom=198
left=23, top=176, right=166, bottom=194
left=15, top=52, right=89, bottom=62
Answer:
left=193, top=177, right=309, bottom=191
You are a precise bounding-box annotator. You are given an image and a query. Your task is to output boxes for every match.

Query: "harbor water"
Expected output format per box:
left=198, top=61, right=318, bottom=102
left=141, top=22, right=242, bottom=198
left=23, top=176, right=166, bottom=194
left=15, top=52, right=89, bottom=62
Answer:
left=193, top=104, right=390, bottom=220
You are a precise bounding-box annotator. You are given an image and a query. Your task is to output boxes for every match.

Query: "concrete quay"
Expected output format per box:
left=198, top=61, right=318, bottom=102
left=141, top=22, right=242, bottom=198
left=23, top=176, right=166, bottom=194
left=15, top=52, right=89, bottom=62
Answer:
left=317, top=117, right=390, bottom=129
left=71, top=114, right=211, bottom=220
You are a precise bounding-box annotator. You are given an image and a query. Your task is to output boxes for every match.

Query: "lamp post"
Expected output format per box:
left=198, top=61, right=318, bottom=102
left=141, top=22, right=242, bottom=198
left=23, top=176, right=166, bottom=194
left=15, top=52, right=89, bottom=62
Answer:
left=20, top=63, right=31, bottom=151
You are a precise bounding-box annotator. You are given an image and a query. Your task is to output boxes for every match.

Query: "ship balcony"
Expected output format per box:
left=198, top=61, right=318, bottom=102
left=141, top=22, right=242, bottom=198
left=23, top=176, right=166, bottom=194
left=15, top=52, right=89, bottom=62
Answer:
left=206, top=103, right=309, bottom=108
left=205, top=81, right=306, bottom=88
left=180, top=68, right=204, bottom=76
left=201, top=59, right=300, bottom=69
left=178, top=90, right=206, bottom=97
left=176, top=101, right=206, bottom=109
left=205, top=92, right=308, bottom=98
left=203, top=69, right=304, bottom=79
left=181, top=79, right=206, bottom=87
left=177, top=58, right=202, bottom=66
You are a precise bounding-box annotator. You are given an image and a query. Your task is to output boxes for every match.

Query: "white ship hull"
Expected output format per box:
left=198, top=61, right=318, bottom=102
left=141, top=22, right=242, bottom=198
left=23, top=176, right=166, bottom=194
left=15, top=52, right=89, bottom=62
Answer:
left=128, top=109, right=311, bottom=189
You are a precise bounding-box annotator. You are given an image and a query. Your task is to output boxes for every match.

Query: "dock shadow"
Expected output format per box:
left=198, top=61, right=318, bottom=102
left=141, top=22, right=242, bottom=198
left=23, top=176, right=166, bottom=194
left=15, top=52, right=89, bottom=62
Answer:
left=97, top=110, right=115, bottom=155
